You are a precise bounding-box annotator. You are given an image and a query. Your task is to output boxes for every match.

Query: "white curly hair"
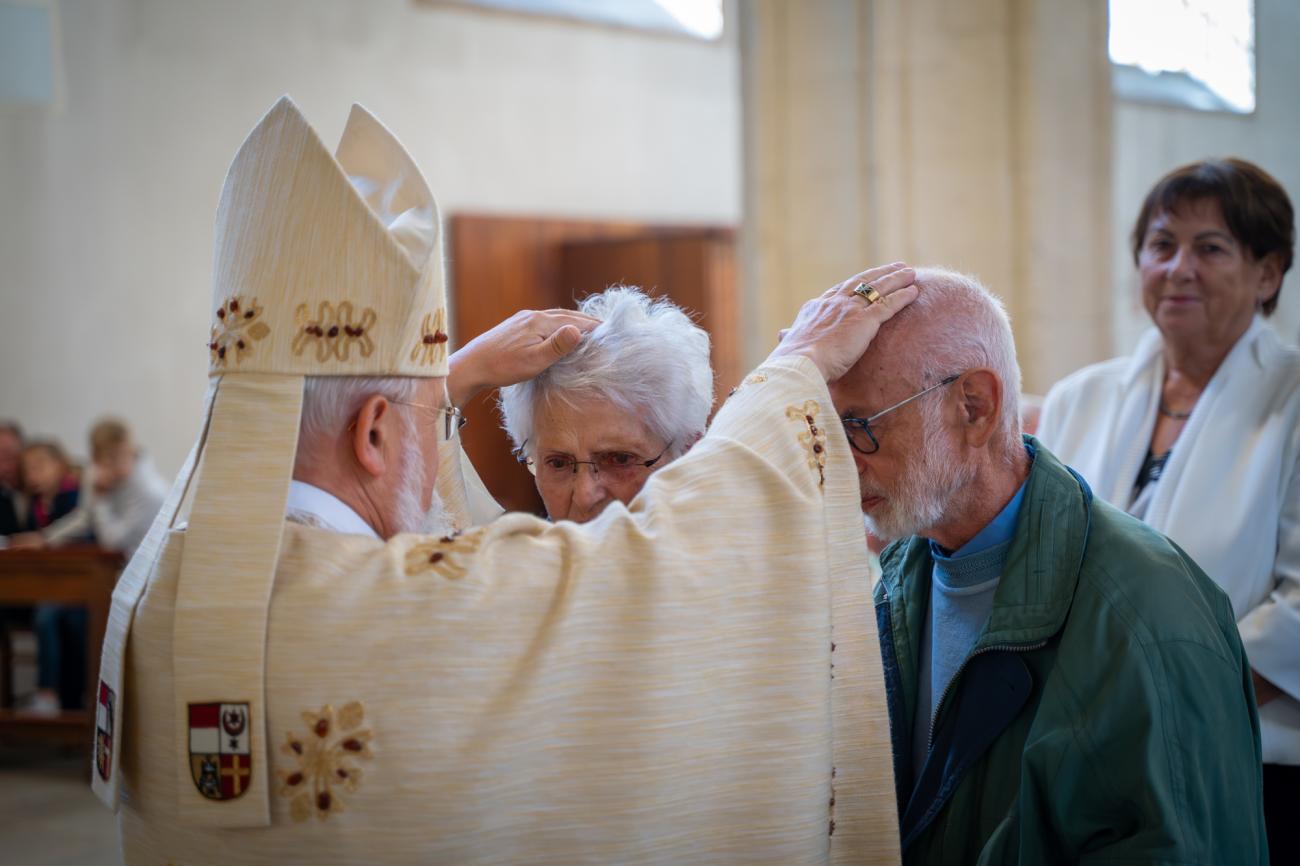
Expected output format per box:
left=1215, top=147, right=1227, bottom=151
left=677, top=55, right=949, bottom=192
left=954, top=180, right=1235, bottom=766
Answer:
left=499, top=286, right=714, bottom=460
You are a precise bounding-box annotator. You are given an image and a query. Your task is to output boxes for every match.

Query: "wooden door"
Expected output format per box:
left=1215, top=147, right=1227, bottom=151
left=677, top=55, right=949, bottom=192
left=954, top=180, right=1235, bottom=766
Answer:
left=559, top=230, right=740, bottom=401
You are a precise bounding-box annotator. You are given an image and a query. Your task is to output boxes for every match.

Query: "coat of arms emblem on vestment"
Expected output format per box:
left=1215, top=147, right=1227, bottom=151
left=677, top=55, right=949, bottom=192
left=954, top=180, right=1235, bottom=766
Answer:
left=188, top=702, right=252, bottom=800
left=95, top=680, right=115, bottom=782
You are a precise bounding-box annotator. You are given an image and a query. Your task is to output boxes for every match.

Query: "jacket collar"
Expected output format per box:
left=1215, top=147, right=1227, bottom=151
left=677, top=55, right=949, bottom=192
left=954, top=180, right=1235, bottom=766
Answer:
left=877, top=436, right=1091, bottom=649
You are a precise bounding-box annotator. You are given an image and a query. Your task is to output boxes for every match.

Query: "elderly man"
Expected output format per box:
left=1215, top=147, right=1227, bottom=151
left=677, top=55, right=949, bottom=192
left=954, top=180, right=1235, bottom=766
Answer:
left=828, top=267, right=1266, bottom=863
left=95, top=97, right=909, bottom=863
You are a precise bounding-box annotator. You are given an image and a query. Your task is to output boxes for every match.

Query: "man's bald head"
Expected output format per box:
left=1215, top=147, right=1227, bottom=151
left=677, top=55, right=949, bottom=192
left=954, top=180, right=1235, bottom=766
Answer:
left=849, top=267, right=1023, bottom=461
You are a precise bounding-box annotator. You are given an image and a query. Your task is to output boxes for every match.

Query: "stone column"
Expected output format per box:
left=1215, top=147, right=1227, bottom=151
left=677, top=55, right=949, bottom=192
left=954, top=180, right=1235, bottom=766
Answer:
left=741, top=0, right=1112, bottom=392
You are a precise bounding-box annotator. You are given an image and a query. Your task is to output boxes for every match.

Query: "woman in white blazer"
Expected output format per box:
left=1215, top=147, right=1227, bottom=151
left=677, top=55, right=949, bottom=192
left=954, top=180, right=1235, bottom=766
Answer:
left=1038, top=158, right=1298, bottom=862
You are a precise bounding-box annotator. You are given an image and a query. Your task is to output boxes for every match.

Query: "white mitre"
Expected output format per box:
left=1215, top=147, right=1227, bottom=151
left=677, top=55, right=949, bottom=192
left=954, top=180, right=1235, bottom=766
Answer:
left=94, top=97, right=900, bottom=864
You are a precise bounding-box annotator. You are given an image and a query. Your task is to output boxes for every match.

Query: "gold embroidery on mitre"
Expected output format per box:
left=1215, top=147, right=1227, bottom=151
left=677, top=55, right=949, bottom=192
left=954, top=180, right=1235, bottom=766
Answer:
left=404, top=528, right=486, bottom=580
left=277, top=701, right=375, bottom=822
left=786, top=401, right=827, bottom=487
left=410, top=309, right=450, bottom=367
left=209, top=296, right=270, bottom=365
left=292, top=301, right=379, bottom=363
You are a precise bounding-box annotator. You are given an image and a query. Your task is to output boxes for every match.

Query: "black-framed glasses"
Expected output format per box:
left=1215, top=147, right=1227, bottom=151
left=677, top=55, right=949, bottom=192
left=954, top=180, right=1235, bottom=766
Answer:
left=516, top=441, right=673, bottom=482
left=392, top=400, right=467, bottom=441
left=841, top=374, right=960, bottom=455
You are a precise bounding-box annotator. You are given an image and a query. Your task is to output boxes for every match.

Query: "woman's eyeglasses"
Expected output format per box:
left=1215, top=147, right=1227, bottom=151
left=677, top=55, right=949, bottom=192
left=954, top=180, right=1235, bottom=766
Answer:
left=516, top=441, right=673, bottom=483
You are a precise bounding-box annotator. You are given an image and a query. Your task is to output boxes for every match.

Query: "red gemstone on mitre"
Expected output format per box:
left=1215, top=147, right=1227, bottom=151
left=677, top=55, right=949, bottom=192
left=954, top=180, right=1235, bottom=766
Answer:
left=433, top=331, right=449, bottom=344
left=229, top=299, right=239, bottom=311
left=314, top=718, right=329, bottom=737
left=342, top=738, right=364, bottom=752
left=286, top=772, right=303, bottom=786
left=327, top=326, right=339, bottom=338
left=422, top=334, right=436, bottom=345
left=317, top=792, right=331, bottom=811
left=216, top=308, right=226, bottom=319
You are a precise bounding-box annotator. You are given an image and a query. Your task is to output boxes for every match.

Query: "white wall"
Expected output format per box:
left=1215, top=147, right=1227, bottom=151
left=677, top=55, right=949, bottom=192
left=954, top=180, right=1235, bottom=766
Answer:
left=1110, top=0, right=1300, bottom=356
left=0, top=0, right=740, bottom=477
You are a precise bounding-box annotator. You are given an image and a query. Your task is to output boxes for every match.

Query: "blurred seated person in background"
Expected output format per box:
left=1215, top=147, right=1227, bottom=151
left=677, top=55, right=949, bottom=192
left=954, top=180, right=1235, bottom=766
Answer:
left=1037, top=157, right=1298, bottom=862
left=9, top=439, right=85, bottom=715
left=832, top=266, right=1265, bottom=862
left=13, top=417, right=167, bottom=556
left=19, top=440, right=81, bottom=532
left=0, top=421, right=24, bottom=537
left=447, top=286, right=712, bottom=522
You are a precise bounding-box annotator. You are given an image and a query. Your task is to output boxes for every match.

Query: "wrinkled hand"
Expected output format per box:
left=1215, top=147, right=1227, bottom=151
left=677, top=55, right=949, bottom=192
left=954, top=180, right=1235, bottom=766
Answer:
left=448, top=309, right=601, bottom=406
left=769, top=263, right=919, bottom=381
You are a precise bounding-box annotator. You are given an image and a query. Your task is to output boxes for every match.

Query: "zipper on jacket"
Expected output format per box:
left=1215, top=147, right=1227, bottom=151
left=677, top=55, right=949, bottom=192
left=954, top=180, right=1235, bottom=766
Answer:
left=926, top=640, right=1048, bottom=751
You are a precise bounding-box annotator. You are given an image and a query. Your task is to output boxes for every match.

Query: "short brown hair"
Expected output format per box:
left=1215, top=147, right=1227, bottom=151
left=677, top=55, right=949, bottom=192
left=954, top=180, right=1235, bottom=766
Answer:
left=89, top=418, right=133, bottom=460
left=1131, top=158, right=1295, bottom=316
left=23, top=440, right=72, bottom=473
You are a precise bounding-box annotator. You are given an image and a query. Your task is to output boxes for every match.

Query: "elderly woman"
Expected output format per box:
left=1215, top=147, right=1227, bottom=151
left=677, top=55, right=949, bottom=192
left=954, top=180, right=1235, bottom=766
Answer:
left=1038, top=157, right=1298, bottom=859
left=446, top=286, right=713, bottom=523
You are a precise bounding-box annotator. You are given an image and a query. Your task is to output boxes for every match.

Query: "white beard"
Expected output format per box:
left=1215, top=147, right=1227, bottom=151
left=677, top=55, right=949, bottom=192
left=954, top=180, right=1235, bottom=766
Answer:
left=393, top=426, right=454, bottom=538
left=863, top=403, right=975, bottom=544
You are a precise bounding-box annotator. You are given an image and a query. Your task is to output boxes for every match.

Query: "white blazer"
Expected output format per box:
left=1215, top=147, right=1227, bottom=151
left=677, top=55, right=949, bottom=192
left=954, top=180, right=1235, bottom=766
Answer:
left=1038, top=317, right=1300, bottom=765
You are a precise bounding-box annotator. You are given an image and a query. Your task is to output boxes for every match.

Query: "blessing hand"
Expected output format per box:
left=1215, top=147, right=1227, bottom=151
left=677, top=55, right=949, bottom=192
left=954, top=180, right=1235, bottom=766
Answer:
left=447, top=309, right=601, bottom=406
left=769, top=263, right=919, bottom=382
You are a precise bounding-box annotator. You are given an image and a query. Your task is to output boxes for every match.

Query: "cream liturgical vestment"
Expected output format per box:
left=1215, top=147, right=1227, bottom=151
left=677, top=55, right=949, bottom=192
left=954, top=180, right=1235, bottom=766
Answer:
left=93, top=97, right=899, bottom=864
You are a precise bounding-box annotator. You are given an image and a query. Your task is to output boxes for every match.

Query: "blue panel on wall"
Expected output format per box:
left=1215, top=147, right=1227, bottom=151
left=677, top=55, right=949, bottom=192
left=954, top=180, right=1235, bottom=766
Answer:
left=0, top=3, right=55, bottom=105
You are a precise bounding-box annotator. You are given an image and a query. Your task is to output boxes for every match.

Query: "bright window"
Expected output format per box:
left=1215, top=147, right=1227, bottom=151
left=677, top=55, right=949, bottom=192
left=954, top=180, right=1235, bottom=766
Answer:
left=428, top=0, right=724, bottom=41
left=1108, top=0, right=1255, bottom=114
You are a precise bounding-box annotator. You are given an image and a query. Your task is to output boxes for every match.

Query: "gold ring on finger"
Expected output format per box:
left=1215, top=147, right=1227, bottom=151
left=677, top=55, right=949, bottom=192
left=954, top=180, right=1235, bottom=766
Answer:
left=853, top=282, right=884, bottom=305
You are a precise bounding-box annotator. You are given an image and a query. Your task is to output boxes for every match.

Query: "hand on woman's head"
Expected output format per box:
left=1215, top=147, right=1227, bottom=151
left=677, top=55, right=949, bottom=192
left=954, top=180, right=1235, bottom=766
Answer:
left=447, top=309, right=600, bottom=407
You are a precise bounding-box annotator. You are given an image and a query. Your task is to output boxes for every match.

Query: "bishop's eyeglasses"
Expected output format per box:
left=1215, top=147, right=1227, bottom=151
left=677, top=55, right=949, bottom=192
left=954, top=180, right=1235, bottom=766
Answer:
left=516, top=441, right=673, bottom=483
left=391, top=400, right=467, bottom=441
left=840, top=374, right=959, bottom=455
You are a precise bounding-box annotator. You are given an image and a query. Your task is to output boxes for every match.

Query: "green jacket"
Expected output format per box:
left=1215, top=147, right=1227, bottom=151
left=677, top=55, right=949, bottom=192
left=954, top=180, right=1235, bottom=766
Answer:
left=874, top=439, right=1266, bottom=864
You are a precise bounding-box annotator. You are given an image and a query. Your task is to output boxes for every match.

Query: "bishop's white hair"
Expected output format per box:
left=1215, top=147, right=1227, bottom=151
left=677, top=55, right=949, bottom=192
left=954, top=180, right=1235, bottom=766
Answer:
left=905, top=267, right=1023, bottom=460
left=499, top=286, right=714, bottom=459
left=298, top=376, right=422, bottom=447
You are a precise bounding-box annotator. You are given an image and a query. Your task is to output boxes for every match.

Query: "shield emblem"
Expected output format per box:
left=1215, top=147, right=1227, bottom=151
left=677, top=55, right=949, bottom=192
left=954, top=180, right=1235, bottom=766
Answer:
left=95, top=681, right=115, bottom=782
left=188, top=702, right=252, bottom=801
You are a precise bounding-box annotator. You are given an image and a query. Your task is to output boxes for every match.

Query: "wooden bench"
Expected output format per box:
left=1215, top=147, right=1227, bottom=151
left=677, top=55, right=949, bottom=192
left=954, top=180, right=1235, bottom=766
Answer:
left=0, top=547, right=122, bottom=746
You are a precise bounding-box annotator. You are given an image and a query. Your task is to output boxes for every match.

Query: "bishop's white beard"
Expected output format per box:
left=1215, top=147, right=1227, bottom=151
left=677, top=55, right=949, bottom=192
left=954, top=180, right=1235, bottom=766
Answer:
left=393, top=423, right=453, bottom=538
left=863, top=402, right=976, bottom=544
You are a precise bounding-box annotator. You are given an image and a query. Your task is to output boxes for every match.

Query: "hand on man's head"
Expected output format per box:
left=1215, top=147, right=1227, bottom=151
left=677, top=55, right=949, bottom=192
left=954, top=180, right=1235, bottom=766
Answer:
left=770, top=263, right=919, bottom=382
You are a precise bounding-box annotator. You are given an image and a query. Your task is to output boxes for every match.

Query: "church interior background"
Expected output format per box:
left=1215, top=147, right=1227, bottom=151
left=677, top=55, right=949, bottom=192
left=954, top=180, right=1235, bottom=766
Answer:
left=1, top=1, right=1297, bottom=862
